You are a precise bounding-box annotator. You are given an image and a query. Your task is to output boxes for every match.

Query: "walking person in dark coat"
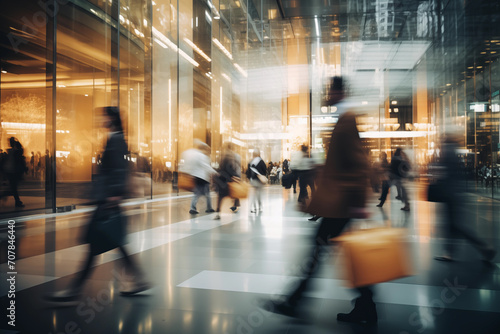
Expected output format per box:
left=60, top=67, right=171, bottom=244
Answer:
left=2, top=137, right=27, bottom=208
left=46, top=107, right=150, bottom=302
left=434, top=132, right=496, bottom=263
left=261, top=77, right=377, bottom=324
left=376, top=151, right=391, bottom=207
left=214, top=142, right=241, bottom=220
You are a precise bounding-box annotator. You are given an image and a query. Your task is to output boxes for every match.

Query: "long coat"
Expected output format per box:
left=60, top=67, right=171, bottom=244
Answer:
left=307, top=112, right=369, bottom=218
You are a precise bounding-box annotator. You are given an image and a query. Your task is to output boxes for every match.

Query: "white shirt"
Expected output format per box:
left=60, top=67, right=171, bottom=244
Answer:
left=179, top=148, right=216, bottom=182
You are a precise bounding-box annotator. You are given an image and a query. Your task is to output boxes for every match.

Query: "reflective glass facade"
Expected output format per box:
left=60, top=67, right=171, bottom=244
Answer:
left=1, top=0, right=499, bottom=214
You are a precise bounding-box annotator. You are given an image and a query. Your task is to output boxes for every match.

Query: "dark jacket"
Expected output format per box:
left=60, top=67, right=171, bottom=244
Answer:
left=246, top=157, right=267, bottom=181
left=95, top=132, right=129, bottom=202
left=307, top=112, right=369, bottom=218
left=216, top=151, right=241, bottom=192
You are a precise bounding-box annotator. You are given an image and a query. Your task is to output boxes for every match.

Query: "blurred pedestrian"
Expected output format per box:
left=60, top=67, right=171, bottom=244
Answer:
left=434, top=132, right=496, bottom=263
left=390, top=148, right=411, bottom=211
left=262, top=77, right=377, bottom=324
left=45, top=107, right=150, bottom=302
left=180, top=140, right=216, bottom=215
left=246, top=149, right=267, bottom=213
left=376, top=151, right=391, bottom=207
left=214, top=142, right=241, bottom=219
left=2, top=137, right=27, bottom=208
left=291, top=144, right=316, bottom=205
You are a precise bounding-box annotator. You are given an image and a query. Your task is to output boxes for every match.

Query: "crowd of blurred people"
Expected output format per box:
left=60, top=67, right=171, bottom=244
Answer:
left=4, top=77, right=494, bottom=331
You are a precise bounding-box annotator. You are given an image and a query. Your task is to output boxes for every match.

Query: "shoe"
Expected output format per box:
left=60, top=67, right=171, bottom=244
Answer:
left=189, top=209, right=199, bottom=214
left=205, top=209, right=215, bottom=213
left=259, top=299, right=297, bottom=318
left=337, top=298, right=377, bottom=324
left=395, top=196, right=402, bottom=200
left=15, top=202, right=25, bottom=208
left=213, top=214, right=221, bottom=220
left=44, top=288, right=81, bottom=303
left=230, top=206, right=239, bottom=213
left=401, top=205, right=410, bottom=211
left=376, top=203, right=383, bottom=208
left=308, top=215, right=320, bottom=221
left=120, top=281, right=151, bottom=296
left=378, top=197, right=382, bottom=201
left=434, top=255, right=454, bottom=262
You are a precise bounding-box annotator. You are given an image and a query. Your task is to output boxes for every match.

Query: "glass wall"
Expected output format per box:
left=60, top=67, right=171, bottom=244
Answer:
left=1, top=0, right=499, bottom=215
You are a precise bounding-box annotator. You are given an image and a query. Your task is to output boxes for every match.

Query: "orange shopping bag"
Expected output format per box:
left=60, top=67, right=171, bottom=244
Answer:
left=332, top=227, right=413, bottom=288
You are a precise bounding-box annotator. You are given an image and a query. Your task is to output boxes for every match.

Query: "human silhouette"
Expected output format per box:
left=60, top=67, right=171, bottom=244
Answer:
left=45, top=107, right=150, bottom=302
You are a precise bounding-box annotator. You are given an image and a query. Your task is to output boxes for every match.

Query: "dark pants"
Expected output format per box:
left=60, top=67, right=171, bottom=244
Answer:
left=297, top=170, right=315, bottom=203
left=378, top=180, right=390, bottom=205
left=443, top=197, right=490, bottom=257
left=6, top=175, right=22, bottom=205
left=287, top=217, right=373, bottom=305
left=71, top=243, right=142, bottom=290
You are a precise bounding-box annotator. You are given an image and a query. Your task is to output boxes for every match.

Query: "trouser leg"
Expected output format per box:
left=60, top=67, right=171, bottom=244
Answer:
left=190, top=184, right=202, bottom=211
left=117, top=245, right=145, bottom=281
left=70, top=247, right=97, bottom=290
left=204, top=183, right=213, bottom=210
left=379, top=180, right=389, bottom=205
left=287, top=218, right=350, bottom=305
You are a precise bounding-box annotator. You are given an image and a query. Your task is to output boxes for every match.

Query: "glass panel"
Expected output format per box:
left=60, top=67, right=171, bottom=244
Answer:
left=0, top=0, right=48, bottom=213
left=55, top=2, right=115, bottom=208
left=119, top=0, right=151, bottom=199
left=152, top=0, right=179, bottom=196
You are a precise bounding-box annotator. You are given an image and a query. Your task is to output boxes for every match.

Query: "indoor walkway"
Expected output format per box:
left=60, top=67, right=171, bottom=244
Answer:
left=1, top=184, right=499, bottom=334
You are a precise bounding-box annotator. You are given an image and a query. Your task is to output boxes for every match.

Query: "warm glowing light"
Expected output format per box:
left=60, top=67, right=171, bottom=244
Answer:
left=233, top=63, right=247, bottom=77
left=220, top=86, right=223, bottom=133
left=183, top=38, right=211, bottom=62
left=168, top=79, right=172, bottom=152
left=153, top=28, right=199, bottom=67
left=213, top=38, right=233, bottom=60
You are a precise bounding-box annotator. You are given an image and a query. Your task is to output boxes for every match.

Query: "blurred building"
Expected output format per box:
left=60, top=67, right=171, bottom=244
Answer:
left=1, top=0, right=499, bottom=213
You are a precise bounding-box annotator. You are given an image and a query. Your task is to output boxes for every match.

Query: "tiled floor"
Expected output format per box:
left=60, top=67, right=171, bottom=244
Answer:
left=1, top=184, right=499, bottom=334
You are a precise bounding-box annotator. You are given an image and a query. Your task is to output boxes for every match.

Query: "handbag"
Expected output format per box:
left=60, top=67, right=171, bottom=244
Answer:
left=427, top=179, right=447, bottom=202
left=333, top=227, right=412, bottom=288
left=85, top=205, right=127, bottom=254
left=228, top=177, right=249, bottom=199
left=178, top=172, right=195, bottom=191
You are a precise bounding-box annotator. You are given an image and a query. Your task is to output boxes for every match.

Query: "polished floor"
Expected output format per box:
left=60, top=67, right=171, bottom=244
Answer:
left=1, top=183, right=499, bottom=334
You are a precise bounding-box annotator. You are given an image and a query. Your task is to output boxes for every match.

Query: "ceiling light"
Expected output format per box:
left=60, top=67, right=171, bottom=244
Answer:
left=391, top=101, right=397, bottom=105
left=1, top=70, right=7, bottom=74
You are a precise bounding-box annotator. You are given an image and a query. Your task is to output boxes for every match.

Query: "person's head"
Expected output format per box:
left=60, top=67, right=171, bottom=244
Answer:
left=380, top=152, right=387, bottom=160
left=324, top=76, right=345, bottom=106
left=301, top=144, right=309, bottom=153
left=252, top=149, right=260, bottom=158
left=394, top=147, right=402, bottom=156
left=102, top=106, right=123, bottom=132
